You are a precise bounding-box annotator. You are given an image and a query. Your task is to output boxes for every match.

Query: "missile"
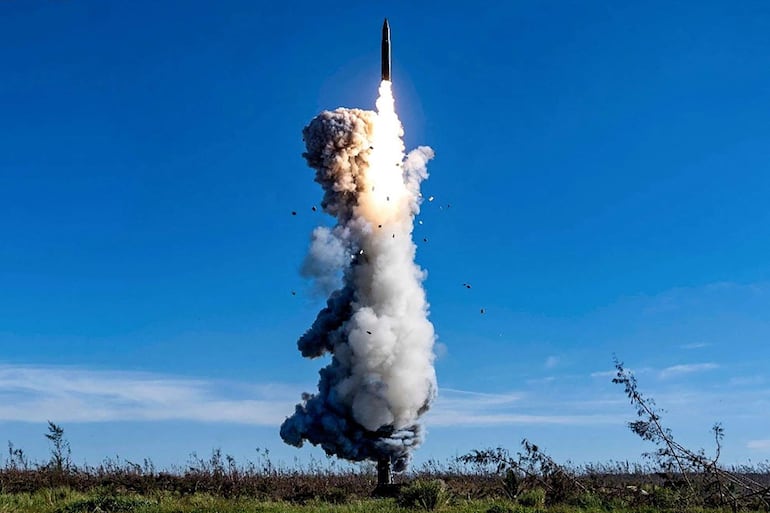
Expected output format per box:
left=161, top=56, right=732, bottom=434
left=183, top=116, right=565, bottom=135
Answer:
left=381, top=18, right=391, bottom=81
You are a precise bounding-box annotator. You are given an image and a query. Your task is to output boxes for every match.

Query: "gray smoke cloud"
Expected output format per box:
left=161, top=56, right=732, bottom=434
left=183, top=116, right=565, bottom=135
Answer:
left=280, top=89, right=437, bottom=472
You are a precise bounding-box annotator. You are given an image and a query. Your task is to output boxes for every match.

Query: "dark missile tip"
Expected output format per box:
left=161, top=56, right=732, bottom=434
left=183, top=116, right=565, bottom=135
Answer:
left=381, top=18, right=392, bottom=81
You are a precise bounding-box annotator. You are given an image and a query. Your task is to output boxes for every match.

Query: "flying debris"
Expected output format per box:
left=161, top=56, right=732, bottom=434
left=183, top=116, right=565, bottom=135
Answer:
left=381, top=18, right=391, bottom=81
left=291, top=290, right=297, bottom=296
left=312, top=206, right=317, bottom=212
left=463, top=283, right=471, bottom=289
left=480, top=308, right=485, bottom=314
left=291, top=211, right=297, bottom=216
left=428, top=196, right=434, bottom=202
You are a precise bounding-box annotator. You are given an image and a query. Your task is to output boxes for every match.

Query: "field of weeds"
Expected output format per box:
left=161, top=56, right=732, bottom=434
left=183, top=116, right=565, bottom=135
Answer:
left=0, top=488, right=477, bottom=513
left=1, top=449, right=768, bottom=513
left=2, top=365, right=768, bottom=512
left=1, top=487, right=768, bottom=513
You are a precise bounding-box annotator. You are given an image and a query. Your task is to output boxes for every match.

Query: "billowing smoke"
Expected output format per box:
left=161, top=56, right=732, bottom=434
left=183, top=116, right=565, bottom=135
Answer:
left=280, top=82, right=437, bottom=471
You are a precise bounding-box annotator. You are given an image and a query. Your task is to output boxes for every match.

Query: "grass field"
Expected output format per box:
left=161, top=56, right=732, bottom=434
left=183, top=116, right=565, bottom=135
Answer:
left=1, top=487, right=766, bottom=513
left=1, top=442, right=768, bottom=513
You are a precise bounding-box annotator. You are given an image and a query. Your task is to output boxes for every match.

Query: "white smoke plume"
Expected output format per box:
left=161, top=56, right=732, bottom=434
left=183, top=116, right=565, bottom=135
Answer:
left=280, top=82, right=437, bottom=471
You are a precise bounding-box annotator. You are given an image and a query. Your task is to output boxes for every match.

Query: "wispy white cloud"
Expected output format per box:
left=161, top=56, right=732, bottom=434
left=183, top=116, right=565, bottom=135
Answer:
left=2, top=363, right=761, bottom=433
left=658, top=363, right=718, bottom=379
left=0, top=365, right=623, bottom=428
left=526, top=376, right=557, bottom=385
left=437, top=388, right=523, bottom=406
left=0, top=364, right=300, bottom=425
left=680, top=343, right=711, bottom=350
left=747, top=440, right=770, bottom=451
left=0, top=364, right=626, bottom=428
left=426, top=411, right=621, bottom=426
left=427, top=387, right=624, bottom=427
left=545, top=356, right=560, bottom=369
left=640, top=281, right=769, bottom=315
left=728, top=376, right=766, bottom=387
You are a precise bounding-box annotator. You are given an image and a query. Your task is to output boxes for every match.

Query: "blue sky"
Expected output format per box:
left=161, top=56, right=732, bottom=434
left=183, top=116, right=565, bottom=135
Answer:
left=1, top=0, right=769, bottom=469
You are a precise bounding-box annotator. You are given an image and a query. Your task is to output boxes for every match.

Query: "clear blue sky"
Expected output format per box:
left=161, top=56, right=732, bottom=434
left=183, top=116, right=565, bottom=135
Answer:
left=2, top=0, right=769, bottom=469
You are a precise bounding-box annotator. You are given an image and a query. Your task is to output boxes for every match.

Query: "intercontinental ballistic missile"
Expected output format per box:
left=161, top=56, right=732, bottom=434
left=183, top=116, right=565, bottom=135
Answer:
left=381, top=18, right=391, bottom=81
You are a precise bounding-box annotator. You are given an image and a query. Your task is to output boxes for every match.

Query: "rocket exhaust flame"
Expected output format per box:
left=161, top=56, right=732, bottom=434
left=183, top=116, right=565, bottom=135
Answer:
left=280, top=29, right=437, bottom=472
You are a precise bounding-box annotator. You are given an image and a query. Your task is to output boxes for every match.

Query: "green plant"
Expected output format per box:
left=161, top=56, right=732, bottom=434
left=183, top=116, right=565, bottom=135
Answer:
left=516, top=487, right=545, bottom=508
left=649, top=485, right=682, bottom=509
left=55, top=494, right=151, bottom=513
left=485, top=504, right=514, bottom=513
left=566, top=492, right=603, bottom=509
left=459, top=441, right=587, bottom=505
left=397, top=479, right=449, bottom=510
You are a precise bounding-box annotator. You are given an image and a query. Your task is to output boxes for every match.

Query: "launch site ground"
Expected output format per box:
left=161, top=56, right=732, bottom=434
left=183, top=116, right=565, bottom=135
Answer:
left=2, top=489, right=769, bottom=513
left=2, top=451, right=769, bottom=513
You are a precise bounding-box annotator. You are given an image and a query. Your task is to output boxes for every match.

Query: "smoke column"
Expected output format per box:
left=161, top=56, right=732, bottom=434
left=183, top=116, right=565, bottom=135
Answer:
left=280, top=81, right=437, bottom=472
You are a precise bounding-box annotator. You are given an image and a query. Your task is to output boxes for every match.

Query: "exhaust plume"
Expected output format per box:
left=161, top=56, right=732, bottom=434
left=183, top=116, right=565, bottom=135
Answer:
left=280, top=81, right=437, bottom=471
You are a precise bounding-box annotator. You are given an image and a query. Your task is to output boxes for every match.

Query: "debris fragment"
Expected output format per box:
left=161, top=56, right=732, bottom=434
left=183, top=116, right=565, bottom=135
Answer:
left=463, top=283, right=471, bottom=289
left=428, top=196, right=434, bottom=202
left=291, top=291, right=296, bottom=296
left=311, top=206, right=317, bottom=212
left=480, top=308, right=485, bottom=314
left=418, top=220, right=423, bottom=225
left=423, top=237, right=427, bottom=242
left=291, top=211, right=297, bottom=216
left=366, top=331, right=372, bottom=335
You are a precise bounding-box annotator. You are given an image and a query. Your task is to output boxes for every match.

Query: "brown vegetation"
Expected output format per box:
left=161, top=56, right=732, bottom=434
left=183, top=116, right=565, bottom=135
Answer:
left=1, top=360, right=768, bottom=510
